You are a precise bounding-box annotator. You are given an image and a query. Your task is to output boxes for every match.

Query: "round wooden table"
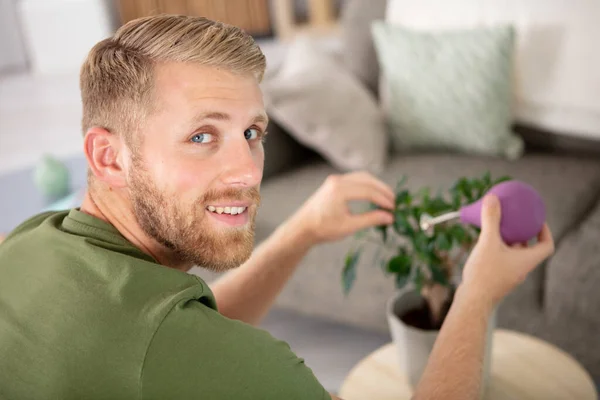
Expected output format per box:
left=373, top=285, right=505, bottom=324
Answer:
left=339, top=329, right=598, bottom=400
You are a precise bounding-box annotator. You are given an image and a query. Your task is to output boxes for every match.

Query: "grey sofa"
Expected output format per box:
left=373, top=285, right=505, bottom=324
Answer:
left=196, top=0, right=600, bottom=381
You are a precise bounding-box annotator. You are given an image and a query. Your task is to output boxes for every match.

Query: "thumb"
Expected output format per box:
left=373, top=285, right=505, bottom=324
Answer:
left=480, top=194, right=502, bottom=240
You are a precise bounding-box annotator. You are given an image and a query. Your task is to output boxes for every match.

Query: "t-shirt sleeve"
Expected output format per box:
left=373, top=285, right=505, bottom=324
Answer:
left=141, top=299, right=330, bottom=400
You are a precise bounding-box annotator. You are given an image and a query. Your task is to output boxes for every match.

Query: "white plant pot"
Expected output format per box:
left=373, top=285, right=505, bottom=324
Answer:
left=386, top=287, right=496, bottom=392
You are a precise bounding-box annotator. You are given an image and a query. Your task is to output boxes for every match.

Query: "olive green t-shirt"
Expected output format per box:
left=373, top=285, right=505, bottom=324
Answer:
left=0, top=210, right=328, bottom=399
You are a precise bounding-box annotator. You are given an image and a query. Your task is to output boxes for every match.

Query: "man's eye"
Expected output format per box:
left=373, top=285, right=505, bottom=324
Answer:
left=244, top=128, right=260, bottom=140
left=191, top=133, right=214, bottom=143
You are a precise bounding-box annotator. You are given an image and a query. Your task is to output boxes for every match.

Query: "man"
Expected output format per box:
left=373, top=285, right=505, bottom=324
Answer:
left=0, top=15, right=553, bottom=399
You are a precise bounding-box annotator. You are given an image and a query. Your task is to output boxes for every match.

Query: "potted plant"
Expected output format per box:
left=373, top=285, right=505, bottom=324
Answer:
left=342, top=172, right=511, bottom=389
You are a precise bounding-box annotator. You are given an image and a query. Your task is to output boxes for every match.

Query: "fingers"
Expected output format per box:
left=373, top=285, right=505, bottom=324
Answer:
left=346, top=209, right=394, bottom=232
left=537, top=223, right=554, bottom=246
left=531, top=224, right=555, bottom=259
left=515, top=224, right=555, bottom=266
left=332, top=173, right=394, bottom=210
left=480, top=194, right=502, bottom=241
left=347, top=171, right=395, bottom=203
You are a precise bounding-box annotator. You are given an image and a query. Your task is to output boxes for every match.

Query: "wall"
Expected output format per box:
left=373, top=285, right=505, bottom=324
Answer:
left=0, top=0, right=28, bottom=73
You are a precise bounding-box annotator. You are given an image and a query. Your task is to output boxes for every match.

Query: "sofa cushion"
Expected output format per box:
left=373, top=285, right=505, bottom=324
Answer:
left=340, top=0, right=388, bottom=95
left=546, top=198, right=600, bottom=327
left=371, top=22, right=524, bottom=159
left=252, top=154, right=600, bottom=332
left=262, top=37, right=389, bottom=174
left=385, top=0, right=600, bottom=143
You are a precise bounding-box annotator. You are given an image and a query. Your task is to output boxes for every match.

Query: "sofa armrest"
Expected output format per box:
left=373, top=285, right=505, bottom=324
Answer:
left=544, top=198, right=600, bottom=378
left=545, top=199, right=600, bottom=325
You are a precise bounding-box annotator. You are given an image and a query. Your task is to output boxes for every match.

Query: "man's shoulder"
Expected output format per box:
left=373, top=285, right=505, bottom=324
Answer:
left=2, top=210, right=66, bottom=242
left=0, top=211, right=217, bottom=397
left=0, top=210, right=71, bottom=269
left=141, top=300, right=328, bottom=399
left=0, top=207, right=211, bottom=339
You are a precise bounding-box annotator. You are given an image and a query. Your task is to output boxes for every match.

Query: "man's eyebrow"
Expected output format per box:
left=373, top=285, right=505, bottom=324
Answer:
left=193, top=111, right=269, bottom=125
left=194, top=111, right=231, bottom=122
left=253, top=112, right=269, bottom=125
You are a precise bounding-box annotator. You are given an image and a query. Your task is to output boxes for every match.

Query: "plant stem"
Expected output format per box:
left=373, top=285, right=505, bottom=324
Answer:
left=421, top=283, right=451, bottom=328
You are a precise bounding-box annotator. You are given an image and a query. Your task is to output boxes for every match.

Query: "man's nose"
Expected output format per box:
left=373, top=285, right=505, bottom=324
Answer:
left=218, top=138, right=262, bottom=188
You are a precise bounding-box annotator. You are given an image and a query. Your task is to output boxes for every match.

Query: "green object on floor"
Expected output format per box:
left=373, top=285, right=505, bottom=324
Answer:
left=33, top=154, right=70, bottom=200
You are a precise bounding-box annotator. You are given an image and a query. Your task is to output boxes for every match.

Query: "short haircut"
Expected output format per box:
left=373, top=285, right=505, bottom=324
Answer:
left=80, top=14, right=266, bottom=143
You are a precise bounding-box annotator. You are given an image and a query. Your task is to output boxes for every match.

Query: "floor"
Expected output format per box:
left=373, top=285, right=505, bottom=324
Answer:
left=0, top=34, right=387, bottom=394
left=260, top=308, right=390, bottom=394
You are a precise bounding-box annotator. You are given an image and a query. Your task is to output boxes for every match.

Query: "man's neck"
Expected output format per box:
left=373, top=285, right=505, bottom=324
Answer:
left=79, top=188, right=188, bottom=270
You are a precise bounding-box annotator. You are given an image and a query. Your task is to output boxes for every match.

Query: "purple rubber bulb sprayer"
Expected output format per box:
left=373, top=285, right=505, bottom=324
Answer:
left=420, top=180, right=546, bottom=245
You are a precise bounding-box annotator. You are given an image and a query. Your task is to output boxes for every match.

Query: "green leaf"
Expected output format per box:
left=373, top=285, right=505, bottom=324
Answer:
left=435, top=232, right=452, bottom=251
left=386, top=252, right=412, bottom=275
left=371, top=247, right=383, bottom=268
left=493, top=175, right=512, bottom=185
left=367, top=203, right=389, bottom=243
left=396, top=175, right=408, bottom=191
left=395, top=273, right=410, bottom=289
left=395, top=189, right=411, bottom=207
left=393, top=211, right=414, bottom=236
left=413, top=231, right=430, bottom=252
left=427, top=196, right=453, bottom=215
left=482, top=171, right=492, bottom=187
left=414, top=266, right=425, bottom=292
left=411, top=207, right=423, bottom=225
left=342, top=250, right=360, bottom=295
left=420, top=187, right=431, bottom=207
left=471, top=178, right=486, bottom=199
left=428, top=263, right=449, bottom=286
left=452, top=189, right=462, bottom=209
left=449, top=224, right=468, bottom=244
left=454, top=177, right=474, bottom=203
left=375, top=225, right=388, bottom=243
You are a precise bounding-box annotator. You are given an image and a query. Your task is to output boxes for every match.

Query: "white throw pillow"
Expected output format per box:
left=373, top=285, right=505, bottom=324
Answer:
left=261, top=36, right=388, bottom=174
left=384, top=0, right=600, bottom=141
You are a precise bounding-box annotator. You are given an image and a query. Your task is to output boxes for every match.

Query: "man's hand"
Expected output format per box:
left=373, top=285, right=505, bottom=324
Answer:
left=460, top=194, right=555, bottom=307
left=413, top=194, right=554, bottom=400
left=289, top=172, right=395, bottom=247
left=211, top=171, right=394, bottom=325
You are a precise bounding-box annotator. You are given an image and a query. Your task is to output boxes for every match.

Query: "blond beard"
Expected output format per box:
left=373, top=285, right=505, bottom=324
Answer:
left=128, top=156, right=259, bottom=272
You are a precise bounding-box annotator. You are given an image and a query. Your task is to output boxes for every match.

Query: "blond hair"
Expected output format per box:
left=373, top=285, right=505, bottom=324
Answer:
left=80, top=14, right=266, bottom=143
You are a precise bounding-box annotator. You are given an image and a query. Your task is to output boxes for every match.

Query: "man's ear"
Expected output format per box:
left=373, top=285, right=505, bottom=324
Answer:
left=83, top=127, right=128, bottom=188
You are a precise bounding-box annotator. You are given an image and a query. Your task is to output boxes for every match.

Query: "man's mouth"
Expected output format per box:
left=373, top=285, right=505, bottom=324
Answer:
left=206, top=205, right=248, bottom=215
left=205, top=204, right=251, bottom=227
